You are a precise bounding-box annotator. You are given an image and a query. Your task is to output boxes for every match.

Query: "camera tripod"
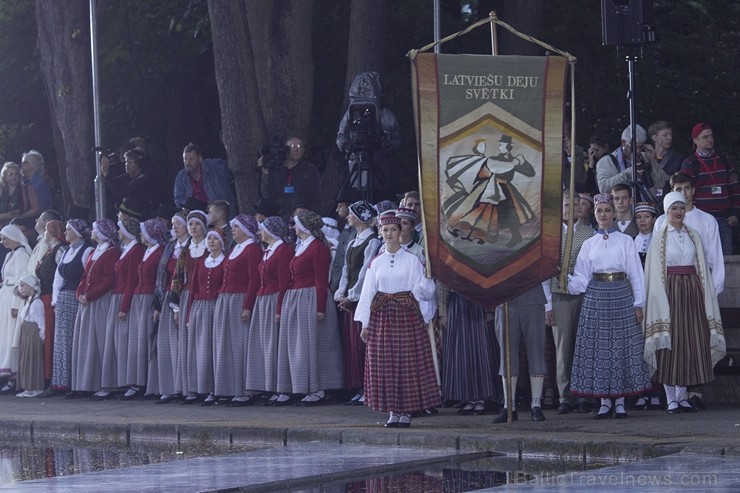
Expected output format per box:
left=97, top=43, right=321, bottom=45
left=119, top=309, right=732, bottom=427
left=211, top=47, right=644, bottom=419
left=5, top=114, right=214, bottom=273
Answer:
left=339, top=148, right=391, bottom=203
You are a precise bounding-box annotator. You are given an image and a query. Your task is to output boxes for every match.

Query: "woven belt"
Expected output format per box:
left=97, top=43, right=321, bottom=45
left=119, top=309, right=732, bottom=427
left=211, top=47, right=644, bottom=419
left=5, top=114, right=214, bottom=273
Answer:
left=592, top=272, right=626, bottom=282
left=370, top=291, right=418, bottom=312
left=667, top=265, right=697, bottom=275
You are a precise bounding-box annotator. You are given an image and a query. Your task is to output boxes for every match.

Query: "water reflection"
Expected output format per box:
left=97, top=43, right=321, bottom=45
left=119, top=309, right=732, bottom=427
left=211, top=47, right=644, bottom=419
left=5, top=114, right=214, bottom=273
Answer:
left=0, top=441, right=254, bottom=484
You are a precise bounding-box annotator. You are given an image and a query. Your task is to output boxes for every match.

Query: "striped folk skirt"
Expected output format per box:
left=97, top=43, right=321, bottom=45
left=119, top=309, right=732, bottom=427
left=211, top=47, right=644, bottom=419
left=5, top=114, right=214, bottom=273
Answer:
left=174, top=289, right=190, bottom=394
left=186, top=298, right=217, bottom=395
left=342, top=308, right=365, bottom=390
left=276, top=287, right=344, bottom=394
left=155, top=292, right=178, bottom=395
left=51, top=290, right=79, bottom=390
left=100, top=293, right=124, bottom=389
left=655, top=271, right=714, bottom=386
left=571, top=279, right=652, bottom=398
left=244, top=292, right=280, bottom=393
left=213, top=292, right=249, bottom=396
left=442, top=292, right=497, bottom=401
left=364, top=292, right=442, bottom=413
left=71, top=292, right=113, bottom=391
left=18, top=321, right=45, bottom=392
left=125, top=293, right=156, bottom=388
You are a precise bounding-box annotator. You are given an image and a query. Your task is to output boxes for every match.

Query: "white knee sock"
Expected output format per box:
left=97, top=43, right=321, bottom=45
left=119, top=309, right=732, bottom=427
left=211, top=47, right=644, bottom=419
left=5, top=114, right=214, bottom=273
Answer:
left=675, top=386, right=688, bottom=403
left=663, top=384, right=676, bottom=404
left=501, top=376, right=518, bottom=411
left=530, top=375, right=544, bottom=409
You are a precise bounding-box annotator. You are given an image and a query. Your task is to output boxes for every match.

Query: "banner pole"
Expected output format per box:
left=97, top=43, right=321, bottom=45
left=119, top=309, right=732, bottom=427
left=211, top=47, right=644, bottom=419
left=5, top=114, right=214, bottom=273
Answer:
left=490, top=13, right=512, bottom=423
left=489, top=11, right=499, bottom=55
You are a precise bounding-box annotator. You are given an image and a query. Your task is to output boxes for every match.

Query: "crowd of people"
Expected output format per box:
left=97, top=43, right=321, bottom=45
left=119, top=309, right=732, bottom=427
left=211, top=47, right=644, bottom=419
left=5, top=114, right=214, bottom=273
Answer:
left=0, top=119, right=733, bottom=428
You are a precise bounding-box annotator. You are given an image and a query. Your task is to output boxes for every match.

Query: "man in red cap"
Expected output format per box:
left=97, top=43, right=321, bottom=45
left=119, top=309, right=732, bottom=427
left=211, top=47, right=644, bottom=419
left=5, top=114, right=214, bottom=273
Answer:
left=680, top=122, right=740, bottom=254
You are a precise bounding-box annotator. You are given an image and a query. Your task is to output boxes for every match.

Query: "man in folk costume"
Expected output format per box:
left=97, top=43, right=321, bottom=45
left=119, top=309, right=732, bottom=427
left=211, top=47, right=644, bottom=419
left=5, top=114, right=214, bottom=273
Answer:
left=643, top=191, right=725, bottom=414
left=443, top=134, right=536, bottom=246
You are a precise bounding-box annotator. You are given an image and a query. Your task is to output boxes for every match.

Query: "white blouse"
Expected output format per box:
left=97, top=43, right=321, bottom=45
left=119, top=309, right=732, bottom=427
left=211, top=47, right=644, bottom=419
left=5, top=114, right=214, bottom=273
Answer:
left=229, top=238, right=255, bottom=260
left=568, top=230, right=645, bottom=307
left=665, top=225, right=697, bottom=267
left=354, top=248, right=436, bottom=327
left=263, top=240, right=284, bottom=261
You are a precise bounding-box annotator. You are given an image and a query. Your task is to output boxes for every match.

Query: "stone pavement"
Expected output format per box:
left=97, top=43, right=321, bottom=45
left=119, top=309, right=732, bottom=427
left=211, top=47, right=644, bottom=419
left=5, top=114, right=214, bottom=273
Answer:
left=1, top=394, right=738, bottom=461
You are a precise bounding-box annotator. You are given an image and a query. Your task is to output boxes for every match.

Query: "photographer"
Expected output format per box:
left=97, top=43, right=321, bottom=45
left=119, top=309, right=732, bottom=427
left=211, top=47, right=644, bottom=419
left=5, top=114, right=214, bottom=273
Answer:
left=258, top=136, right=321, bottom=217
left=100, top=148, right=154, bottom=217
left=596, top=124, right=668, bottom=196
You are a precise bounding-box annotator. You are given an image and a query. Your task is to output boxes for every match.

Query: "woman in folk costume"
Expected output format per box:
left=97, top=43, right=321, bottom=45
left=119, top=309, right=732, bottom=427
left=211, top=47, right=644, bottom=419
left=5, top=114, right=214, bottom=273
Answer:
left=213, top=214, right=261, bottom=406
left=35, top=219, right=67, bottom=387
left=98, top=216, right=145, bottom=400
left=174, top=210, right=207, bottom=404
left=244, top=216, right=292, bottom=405
left=45, top=219, right=93, bottom=397
left=185, top=228, right=227, bottom=406
left=567, top=193, right=652, bottom=419
left=355, top=211, right=439, bottom=428
left=69, top=219, right=119, bottom=398
left=643, top=191, right=725, bottom=414
left=14, top=274, right=45, bottom=397
left=0, top=225, right=33, bottom=393
left=151, top=211, right=189, bottom=404
left=334, top=200, right=380, bottom=406
left=124, top=218, right=168, bottom=399
left=275, top=210, right=344, bottom=406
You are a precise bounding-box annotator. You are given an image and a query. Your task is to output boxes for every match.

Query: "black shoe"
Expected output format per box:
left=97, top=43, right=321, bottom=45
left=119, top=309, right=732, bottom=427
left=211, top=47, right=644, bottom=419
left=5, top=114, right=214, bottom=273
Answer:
left=226, top=397, right=255, bottom=407
left=688, top=395, right=706, bottom=411
left=531, top=406, right=546, bottom=422
left=139, top=393, right=156, bottom=401
left=64, top=391, right=81, bottom=399
left=577, top=401, right=592, bottom=413
left=614, top=403, right=628, bottom=419
left=296, top=396, right=325, bottom=407
left=633, top=396, right=649, bottom=410
left=179, top=395, right=200, bottom=405
left=37, top=388, right=60, bottom=398
left=556, top=402, right=574, bottom=415
left=200, top=397, right=216, bottom=407
left=594, top=404, right=613, bottom=419
left=457, top=402, right=475, bottom=415
left=472, top=402, right=486, bottom=415
left=678, top=399, right=697, bottom=413
left=666, top=401, right=680, bottom=415
left=89, top=393, right=112, bottom=401
left=492, top=409, right=517, bottom=424
left=0, top=382, right=16, bottom=395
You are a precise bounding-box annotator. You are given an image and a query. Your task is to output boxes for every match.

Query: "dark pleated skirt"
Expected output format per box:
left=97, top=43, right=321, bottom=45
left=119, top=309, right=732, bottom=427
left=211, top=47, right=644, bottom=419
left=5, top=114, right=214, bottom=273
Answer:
left=40, top=294, right=55, bottom=381
left=155, top=292, right=178, bottom=395
left=571, top=279, right=652, bottom=397
left=174, top=289, right=190, bottom=394
left=364, top=294, right=441, bottom=412
left=655, top=272, right=714, bottom=386
left=441, top=292, right=497, bottom=401
left=18, top=322, right=45, bottom=391
left=342, top=309, right=365, bottom=389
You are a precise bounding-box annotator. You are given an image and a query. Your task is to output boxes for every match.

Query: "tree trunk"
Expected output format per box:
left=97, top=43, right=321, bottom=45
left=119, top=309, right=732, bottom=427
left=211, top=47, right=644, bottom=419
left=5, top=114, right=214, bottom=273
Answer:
left=35, top=0, right=94, bottom=214
left=343, top=0, right=385, bottom=101
left=208, top=0, right=314, bottom=214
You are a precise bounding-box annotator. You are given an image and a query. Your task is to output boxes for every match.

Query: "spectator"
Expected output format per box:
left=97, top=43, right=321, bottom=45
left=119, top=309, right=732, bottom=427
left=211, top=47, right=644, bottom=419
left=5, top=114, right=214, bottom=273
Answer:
left=0, top=162, right=41, bottom=226
left=258, top=136, right=321, bottom=217
left=611, top=183, right=639, bottom=238
left=207, top=200, right=233, bottom=251
left=646, top=121, right=683, bottom=197
left=251, top=198, right=281, bottom=224
left=101, top=149, right=154, bottom=214
left=21, top=150, right=54, bottom=212
left=679, top=122, right=740, bottom=255
left=596, top=125, right=667, bottom=196
left=584, top=131, right=609, bottom=196
left=174, top=143, right=237, bottom=216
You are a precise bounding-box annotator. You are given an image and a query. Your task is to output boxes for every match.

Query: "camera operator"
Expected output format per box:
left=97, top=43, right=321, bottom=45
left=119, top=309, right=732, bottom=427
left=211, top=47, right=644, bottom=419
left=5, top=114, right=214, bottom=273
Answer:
left=258, top=136, right=321, bottom=217
left=596, top=124, right=668, bottom=196
left=100, top=147, right=154, bottom=217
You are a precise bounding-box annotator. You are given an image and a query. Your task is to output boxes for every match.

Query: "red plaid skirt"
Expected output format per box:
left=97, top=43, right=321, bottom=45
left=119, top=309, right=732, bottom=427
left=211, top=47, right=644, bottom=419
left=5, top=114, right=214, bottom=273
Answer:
left=364, top=292, right=441, bottom=412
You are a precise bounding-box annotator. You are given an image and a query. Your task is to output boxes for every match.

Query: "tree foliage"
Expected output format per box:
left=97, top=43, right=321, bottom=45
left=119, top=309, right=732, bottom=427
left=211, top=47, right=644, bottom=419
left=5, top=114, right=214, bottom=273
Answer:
left=0, top=0, right=735, bottom=214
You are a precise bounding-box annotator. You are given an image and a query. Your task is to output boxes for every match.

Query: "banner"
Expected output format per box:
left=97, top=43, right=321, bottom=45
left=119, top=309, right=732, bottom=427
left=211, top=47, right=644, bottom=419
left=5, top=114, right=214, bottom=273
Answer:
left=411, top=53, right=566, bottom=309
